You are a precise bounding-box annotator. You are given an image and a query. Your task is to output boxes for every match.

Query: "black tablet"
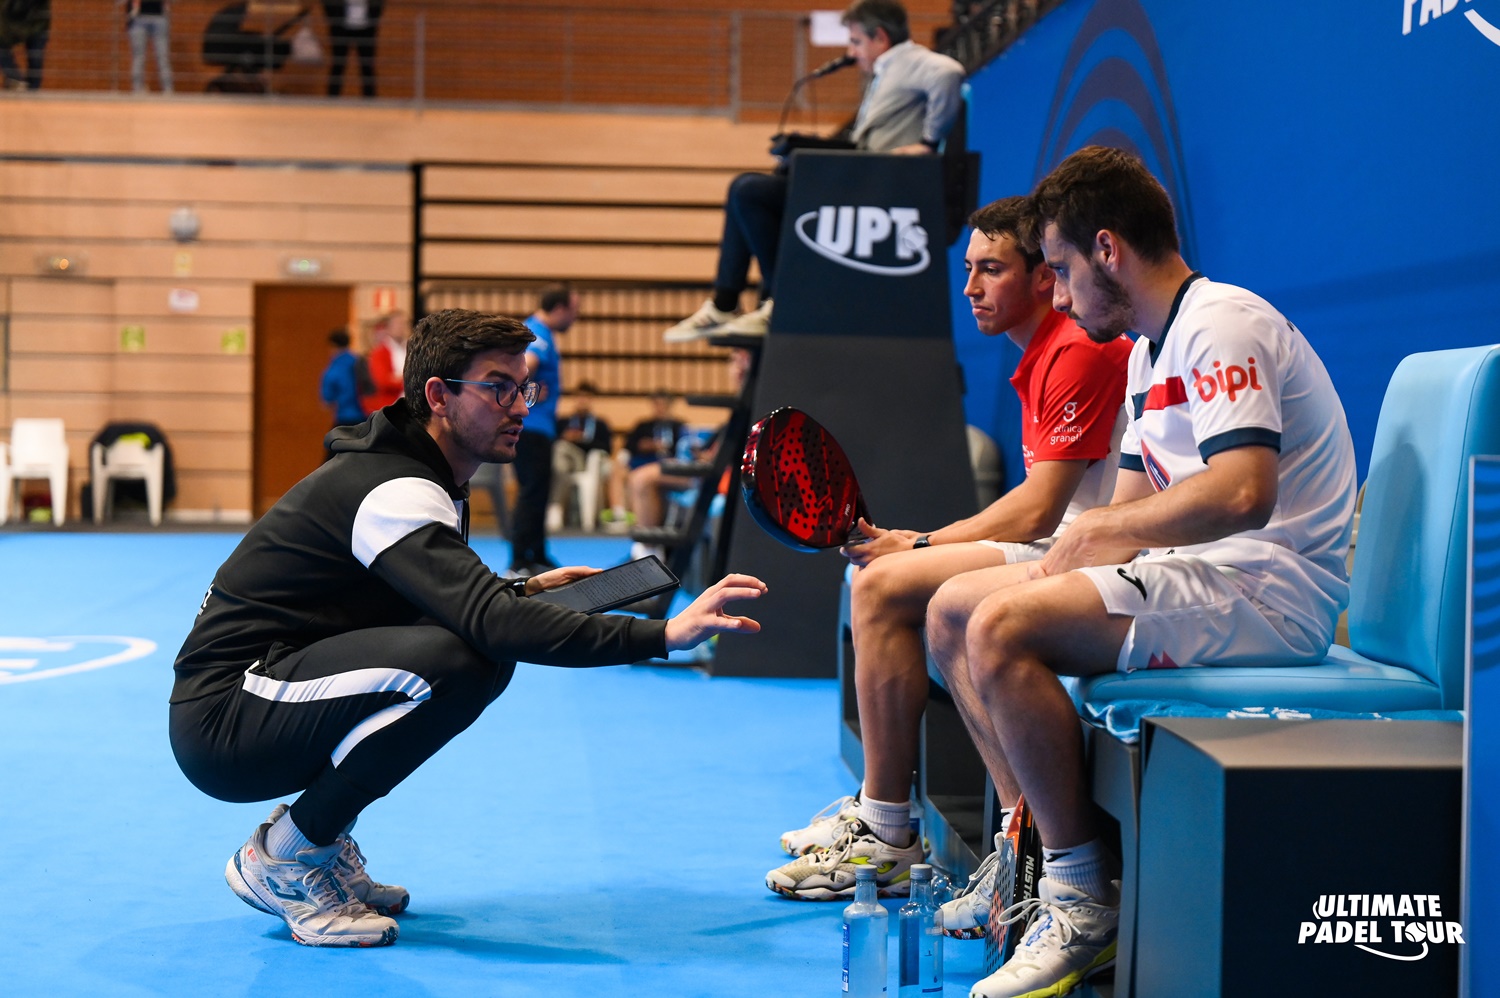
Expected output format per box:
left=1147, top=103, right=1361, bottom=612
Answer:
left=529, top=555, right=680, bottom=614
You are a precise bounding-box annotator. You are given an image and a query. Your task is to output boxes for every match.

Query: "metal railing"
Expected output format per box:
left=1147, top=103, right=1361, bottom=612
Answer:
left=16, top=1, right=933, bottom=123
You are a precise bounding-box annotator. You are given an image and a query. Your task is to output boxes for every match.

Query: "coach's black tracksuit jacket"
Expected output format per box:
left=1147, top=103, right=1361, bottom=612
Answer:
left=172, top=401, right=668, bottom=705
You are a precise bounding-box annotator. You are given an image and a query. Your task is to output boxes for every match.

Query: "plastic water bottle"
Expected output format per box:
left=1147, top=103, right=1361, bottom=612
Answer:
left=843, top=865, right=888, bottom=996
left=898, top=864, right=944, bottom=996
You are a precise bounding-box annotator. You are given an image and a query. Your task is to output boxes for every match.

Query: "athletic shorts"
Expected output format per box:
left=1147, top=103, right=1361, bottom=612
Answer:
left=976, top=538, right=1053, bottom=563
left=1073, top=553, right=1326, bottom=673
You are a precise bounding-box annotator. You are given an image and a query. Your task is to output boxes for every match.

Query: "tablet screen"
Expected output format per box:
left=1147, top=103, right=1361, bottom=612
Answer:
left=529, top=556, right=679, bottom=614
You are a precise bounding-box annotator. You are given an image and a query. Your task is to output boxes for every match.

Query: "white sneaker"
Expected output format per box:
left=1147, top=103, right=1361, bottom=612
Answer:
left=779, top=793, right=859, bottom=855
left=969, top=878, right=1119, bottom=998
left=262, top=803, right=410, bottom=916
left=941, top=831, right=1005, bottom=939
left=663, top=299, right=736, bottom=342
left=225, top=818, right=399, bottom=947
left=717, top=298, right=772, bottom=336
left=765, top=818, right=923, bottom=900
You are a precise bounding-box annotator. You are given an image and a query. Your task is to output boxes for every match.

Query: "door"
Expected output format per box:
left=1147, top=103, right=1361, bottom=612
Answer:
left=253, top=284, right=352, bottom=516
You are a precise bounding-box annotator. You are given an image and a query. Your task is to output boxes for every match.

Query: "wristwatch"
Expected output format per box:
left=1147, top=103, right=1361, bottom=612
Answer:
left=912, top=535, right=931, bottom=549
left=505, top=577, right=531, bottom=597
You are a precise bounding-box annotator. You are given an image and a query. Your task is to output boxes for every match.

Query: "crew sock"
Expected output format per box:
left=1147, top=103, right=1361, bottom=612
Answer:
left=857, top=789, right=912, bottom=847
left=1042, top=838, right=1117, bottom=903
left=712, top=289, right=740, bottom=313
left=266, top=809, right=319, bottom=861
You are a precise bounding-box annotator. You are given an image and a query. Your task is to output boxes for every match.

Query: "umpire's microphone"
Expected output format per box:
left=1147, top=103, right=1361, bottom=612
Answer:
left=807, top=54, right=856, bottom=80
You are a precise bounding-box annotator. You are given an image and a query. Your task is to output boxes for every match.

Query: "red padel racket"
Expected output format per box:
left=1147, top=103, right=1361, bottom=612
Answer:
left=741, top=406, right=871, bottom=552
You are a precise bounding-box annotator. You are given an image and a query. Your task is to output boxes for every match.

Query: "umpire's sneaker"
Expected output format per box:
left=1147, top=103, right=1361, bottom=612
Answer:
left=941, top=831, right=1004, bottom=939
left=970, top=878, right=1119, bottom=998
left=779, top=793, right=859, bottom=855
left=226, top=821, right=399, bottom=947
left=663, top=299, right=736, bottom=342
left=262, top=803, right=410, bottom=916
left=766, top=819, right=922, bottom=900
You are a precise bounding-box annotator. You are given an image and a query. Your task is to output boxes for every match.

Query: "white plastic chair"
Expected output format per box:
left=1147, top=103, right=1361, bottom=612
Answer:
left=91, top=437, right=166, bottom=526
left=0, top=441, right=10, bottom=524
left=8, top=418, right=70, bottom=525
left=569, top=448, right=610, bottom=533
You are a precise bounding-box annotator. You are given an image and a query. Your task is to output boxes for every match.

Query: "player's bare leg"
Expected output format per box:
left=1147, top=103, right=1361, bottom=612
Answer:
left=925, top=561, right=1041, bottom=804
left=849, top=545, right=1011, bottom=805
left=961, top=571, right=1126, bottom=847
left=958, top=571, right=1131, bottom=998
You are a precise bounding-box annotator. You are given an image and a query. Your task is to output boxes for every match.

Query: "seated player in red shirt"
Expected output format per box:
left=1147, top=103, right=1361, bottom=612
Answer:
left=764, top=196, right=1132, bottom=904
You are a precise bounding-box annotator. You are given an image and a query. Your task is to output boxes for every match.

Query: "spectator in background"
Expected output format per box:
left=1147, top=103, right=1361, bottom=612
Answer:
left=364, top=310, right=407, bottom=412
left=0, top=0, right=49, bottom=91
left=548, top=380, right=614, bottom=531
left=319, top=329, right=372, bottom=461
left=127, top=0, right=173, bottom=93
left=602, top=391, right=686, bottom=537
left=321, top=0, right=382, bottom=98
left=510, top=286, right=579, bottom=576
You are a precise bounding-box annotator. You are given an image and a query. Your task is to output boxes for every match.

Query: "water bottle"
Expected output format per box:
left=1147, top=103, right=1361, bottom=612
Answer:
left=898, top=864, right=944, bottom=996
left=842, top=865, right=888, bottom=996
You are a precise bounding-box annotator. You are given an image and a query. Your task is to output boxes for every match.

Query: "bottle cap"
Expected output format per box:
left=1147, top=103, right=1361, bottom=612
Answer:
left=853, top=866, right=877, bottom=882
left=910, top=863, right=932, bottom=881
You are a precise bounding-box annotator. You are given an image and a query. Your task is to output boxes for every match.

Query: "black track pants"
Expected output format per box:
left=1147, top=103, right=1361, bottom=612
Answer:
left=170, top=625, right=514, bottom=844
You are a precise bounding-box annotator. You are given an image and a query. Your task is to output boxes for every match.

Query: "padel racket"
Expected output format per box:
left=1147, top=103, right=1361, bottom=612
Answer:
left=984, top=795, right=1044, bottom=973
left=740, top=406, right=871, bottom=552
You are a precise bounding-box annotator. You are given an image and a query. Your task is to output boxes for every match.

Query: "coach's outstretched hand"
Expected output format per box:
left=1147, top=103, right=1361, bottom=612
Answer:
left=523, top=565, right=601, bottom=595
left=664, top=574, right=768, bottom=651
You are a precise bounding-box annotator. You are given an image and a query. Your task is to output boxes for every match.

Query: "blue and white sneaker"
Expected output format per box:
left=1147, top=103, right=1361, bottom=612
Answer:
left=766, top=818, right=923, bottom=900
left=969, top=877, right=1119, bottom=998
left=225, top=818, right=398, bottom=947
left=941, top=831, right=1005, bottom=939
left=260, top=803, right=410, bottom=916
left=779, top=794, right=859, bottom=855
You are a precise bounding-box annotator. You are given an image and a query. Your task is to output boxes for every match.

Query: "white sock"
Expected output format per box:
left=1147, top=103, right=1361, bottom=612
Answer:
left=857, top=789, right=912, bottom=847
left=1042, top=838, right=1118, bottom=903
left=266, top=810, right=317, bottom=860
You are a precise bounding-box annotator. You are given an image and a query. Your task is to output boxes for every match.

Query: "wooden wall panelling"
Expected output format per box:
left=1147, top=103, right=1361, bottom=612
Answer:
left=0, top=244, right=410, bottom=284
left=422, top=165, right=743, bottom=204
left=421, top=204, right=722, bottom=244
left=0, top=161, right=411, bottom=208
left=421, top=243, right=716, bottom=282
left=1, top=201, right=411, bottom=246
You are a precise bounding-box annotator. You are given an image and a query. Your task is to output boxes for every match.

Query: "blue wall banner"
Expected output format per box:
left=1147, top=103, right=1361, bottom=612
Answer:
left=1467, top=456, right=1500, bottom=995
left=955, top=0, right=1500, bottom=490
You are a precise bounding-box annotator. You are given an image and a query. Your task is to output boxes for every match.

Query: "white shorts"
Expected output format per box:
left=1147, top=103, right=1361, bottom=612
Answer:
left=976, top=538, right=1053, bottom=563
left=1073, top=553, right=1326, bottom=673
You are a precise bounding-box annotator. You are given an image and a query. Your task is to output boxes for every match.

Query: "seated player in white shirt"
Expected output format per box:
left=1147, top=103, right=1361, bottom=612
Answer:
left=925, top=146, right=1357, bottom=998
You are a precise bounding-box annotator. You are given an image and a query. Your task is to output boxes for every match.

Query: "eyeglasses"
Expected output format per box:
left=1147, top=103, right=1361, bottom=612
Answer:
left=443, top=378, right=540, bottom=408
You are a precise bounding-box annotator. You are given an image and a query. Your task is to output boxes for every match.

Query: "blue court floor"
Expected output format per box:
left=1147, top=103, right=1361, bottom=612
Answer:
left=0, top=531, right=989, bottom=997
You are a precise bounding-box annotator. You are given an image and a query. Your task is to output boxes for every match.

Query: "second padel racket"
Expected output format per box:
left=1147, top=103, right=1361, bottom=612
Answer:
left=741, top=406, right=871, bottom=552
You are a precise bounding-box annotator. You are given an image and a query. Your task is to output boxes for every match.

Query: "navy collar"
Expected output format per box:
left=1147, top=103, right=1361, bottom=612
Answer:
left=1149, top=271, right=1205, bottom=365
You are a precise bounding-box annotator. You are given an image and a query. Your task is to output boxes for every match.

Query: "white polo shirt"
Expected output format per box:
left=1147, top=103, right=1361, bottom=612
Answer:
left=1119, top=275, right=1358, bottom=639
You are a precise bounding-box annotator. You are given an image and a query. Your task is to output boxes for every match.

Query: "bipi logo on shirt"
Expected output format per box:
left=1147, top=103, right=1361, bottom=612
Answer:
left=1192, top=358, right=1264, bottom=403
left=794, top=205, right=931, bottom=275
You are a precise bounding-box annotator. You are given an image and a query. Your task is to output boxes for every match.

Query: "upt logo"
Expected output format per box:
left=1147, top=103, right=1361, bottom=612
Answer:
left=794, top=206, right=931, bottom=275
left=1402, top=0, right=1500, bottom=48
left=1191, top=358, right=1263, bottom=403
